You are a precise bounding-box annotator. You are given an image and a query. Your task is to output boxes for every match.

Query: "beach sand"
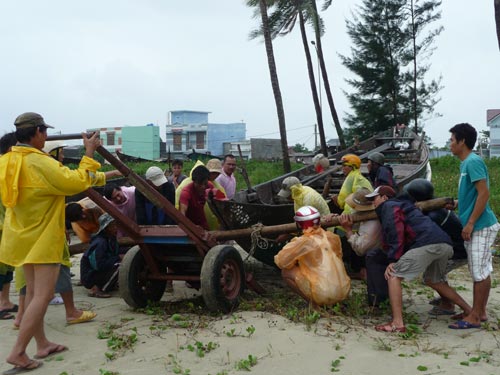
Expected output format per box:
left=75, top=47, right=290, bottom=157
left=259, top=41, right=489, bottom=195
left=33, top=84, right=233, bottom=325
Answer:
left=1, top=253, right=500, bottom=375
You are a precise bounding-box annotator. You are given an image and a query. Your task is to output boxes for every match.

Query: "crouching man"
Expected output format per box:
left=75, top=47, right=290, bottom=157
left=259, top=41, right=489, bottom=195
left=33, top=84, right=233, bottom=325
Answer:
left=274, top=206, right=351, bottom=306
left=367, top=186, right=472, bottom=333
left=80, top=214, right=121, bottom=298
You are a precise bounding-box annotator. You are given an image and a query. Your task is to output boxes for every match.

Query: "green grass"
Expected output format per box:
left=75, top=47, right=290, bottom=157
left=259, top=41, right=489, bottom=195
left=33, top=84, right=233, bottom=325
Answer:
left=430, top=156, right=500, bottom=220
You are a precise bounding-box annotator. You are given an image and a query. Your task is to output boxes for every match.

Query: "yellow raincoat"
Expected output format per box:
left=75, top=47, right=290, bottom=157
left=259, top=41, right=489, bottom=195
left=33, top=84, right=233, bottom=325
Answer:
left=289, top=184, right=330, bottom=216
left=0, top=145, right=105, bottom=267
left=337, top=169, right=373, bottom=214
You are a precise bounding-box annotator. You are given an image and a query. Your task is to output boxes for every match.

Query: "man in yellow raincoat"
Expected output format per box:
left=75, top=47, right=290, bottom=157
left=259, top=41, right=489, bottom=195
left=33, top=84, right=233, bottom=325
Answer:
left=330, top=154, right=373, bottom=214
left=0, top=112, right=105, bottom=372
left=277, top=176, right=330, bottom=216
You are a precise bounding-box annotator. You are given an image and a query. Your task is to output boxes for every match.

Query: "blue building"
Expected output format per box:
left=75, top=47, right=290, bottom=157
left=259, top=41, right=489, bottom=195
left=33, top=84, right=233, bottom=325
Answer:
left=166, top=110, right=246, bottom=156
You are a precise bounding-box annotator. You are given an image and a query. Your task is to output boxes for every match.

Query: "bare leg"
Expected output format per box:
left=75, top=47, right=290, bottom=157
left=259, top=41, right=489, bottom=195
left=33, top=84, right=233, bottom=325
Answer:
left=5, top=264, right=63, bottom=367
left=60, top=290, right=85, bottom=321
left=426, top=280, right=471, bottom=315
left=461, top=277, right=490, bottom=324
left=0, top=282, right=15, bottom=310
left=13, top=294, right=25, bottom=328
left=387, top=276, right=405, bottom=328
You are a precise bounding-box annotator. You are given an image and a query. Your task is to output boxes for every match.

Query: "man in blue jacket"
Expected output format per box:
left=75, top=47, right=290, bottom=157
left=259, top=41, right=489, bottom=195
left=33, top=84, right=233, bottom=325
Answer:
left=367, top=185, right=471, bottom=333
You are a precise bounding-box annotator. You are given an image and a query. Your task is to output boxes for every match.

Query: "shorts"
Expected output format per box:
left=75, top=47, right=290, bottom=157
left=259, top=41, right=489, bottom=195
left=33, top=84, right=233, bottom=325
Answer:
left=392, top=243, right=453, bottom=283
left=465, top=222, right=500, bottom=282
left=55, top=265, right=73, bottom=294
left=0, top=271, right=14, bottom=288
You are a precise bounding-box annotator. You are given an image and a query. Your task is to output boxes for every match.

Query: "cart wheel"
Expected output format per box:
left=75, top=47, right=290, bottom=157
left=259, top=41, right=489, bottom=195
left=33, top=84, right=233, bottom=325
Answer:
left=119, top=245, right=166, bottom=308
left=201, top=245, right=245, bottom=313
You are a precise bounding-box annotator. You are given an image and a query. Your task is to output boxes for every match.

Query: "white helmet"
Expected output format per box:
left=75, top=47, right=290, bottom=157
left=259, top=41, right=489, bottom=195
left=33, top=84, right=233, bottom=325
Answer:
left=294, top=206, right=321, bottom=230
left=43, top=140, right=67, bottom=154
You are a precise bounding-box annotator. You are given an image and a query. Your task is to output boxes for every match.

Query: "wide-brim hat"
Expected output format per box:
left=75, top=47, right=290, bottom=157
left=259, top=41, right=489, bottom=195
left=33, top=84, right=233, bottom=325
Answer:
left=345, top=188, right=375, bottom=211
left=206, top=158, right=222, bottom=174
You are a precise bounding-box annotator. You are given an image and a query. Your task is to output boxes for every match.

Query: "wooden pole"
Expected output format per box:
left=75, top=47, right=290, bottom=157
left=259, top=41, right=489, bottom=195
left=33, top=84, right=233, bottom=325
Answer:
left=211, top=197, right=454, bottom=241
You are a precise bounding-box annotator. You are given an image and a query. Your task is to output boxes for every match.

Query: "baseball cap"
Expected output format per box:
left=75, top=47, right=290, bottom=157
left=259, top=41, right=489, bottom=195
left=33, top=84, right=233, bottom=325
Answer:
left=95, top=213, right=115, bottom=236
left=145, top=166, right=168, bottom=187
left=365, top=185, right=396, bottom=200
left=277, top=176, right=301, bottom=198
left=14, top=112, right=54, bottom=129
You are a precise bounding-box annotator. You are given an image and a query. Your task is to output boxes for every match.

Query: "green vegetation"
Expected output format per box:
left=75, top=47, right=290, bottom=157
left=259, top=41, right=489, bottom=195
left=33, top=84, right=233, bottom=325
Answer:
left=430, top=156, right=500, bottom=221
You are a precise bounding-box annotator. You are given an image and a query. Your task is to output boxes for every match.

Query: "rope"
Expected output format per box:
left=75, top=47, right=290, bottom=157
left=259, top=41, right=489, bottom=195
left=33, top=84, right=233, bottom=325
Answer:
left=246, top=223, right=273, bottom=261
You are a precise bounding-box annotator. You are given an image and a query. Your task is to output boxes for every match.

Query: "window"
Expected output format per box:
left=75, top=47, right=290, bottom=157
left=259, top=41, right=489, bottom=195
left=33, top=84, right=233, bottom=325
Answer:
left=107, top=132, right=115, bottom=145
left=173, top=133, right=182, bottom=151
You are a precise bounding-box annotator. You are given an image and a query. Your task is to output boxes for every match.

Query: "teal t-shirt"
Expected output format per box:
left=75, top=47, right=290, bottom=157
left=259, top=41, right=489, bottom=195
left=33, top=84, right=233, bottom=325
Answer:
left=458, top=153, right=497, bottom=230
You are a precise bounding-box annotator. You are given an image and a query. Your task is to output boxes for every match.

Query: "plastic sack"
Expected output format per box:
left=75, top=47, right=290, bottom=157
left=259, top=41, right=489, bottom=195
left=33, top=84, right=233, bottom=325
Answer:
left=274, top=227, right=351, bottom=306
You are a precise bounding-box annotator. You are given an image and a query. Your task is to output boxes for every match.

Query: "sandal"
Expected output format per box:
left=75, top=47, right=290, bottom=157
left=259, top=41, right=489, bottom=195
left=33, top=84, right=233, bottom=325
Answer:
left=88, top=291, right=111, bottom=298
left=0, top=310, right=15, bottom=320
left=375, top=323, right=406, bottom=333
left=451, top=312, right=488, bottom=322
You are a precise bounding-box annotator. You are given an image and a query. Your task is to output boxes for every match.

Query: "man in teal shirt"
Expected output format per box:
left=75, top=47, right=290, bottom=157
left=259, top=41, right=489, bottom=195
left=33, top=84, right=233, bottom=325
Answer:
left=449, top=123, right=500, bottom=329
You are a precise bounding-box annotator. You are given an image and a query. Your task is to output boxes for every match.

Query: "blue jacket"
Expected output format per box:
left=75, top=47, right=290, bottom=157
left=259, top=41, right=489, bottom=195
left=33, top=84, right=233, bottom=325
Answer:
left=375, top=195, right=452, bottom=262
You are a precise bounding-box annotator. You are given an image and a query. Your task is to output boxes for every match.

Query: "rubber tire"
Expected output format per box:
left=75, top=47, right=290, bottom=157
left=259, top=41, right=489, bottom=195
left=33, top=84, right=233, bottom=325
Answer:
left=119, top=245, right=167, bottom=308
left=201, top=245, right=245, bottom=313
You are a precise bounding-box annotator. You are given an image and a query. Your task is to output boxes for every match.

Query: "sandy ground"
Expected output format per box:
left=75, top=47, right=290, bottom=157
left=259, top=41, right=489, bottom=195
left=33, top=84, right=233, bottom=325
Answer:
left=2, top=252, right=500, bottom=375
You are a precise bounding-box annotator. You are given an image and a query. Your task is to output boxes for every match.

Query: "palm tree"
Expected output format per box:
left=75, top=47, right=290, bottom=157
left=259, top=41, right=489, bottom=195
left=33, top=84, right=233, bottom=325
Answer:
left=496, top=0, right=500, bottom=50
left=267, top=0, right=327, bottom=155
left=309, top=0, right=346, bottom=149
left=248, top=0, right=291, bottom=173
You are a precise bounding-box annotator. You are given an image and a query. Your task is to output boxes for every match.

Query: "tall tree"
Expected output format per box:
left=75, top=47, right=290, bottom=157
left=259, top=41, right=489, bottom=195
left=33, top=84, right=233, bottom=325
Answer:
left=340, top=0, right=442, bottom=140
left=496, top=0, right=500, bottom=50
left=405, top=0, right=443, bottom=134
left=340, top=0, right=410, bottom=140
left=309, top=0, right=347, bottom=149
left=247, top=0, right=291, bottom=173
left=266, top=0, right=327, bottom=155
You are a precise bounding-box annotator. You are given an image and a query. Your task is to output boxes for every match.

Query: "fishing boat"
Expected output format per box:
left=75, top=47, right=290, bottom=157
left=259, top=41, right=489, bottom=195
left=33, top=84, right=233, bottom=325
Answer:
left=208, top=127, right=431, bottom=266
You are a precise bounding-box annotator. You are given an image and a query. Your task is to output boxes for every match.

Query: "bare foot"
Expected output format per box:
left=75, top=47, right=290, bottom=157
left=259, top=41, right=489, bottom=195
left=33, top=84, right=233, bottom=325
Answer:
left=6, top=351, right=31, bottom=368
left=35, top=342, right=68, bottom=359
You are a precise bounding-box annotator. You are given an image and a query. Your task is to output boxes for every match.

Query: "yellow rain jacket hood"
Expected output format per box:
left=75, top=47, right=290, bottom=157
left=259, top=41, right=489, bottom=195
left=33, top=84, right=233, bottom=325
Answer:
left=290, top=184, right=330, bottom=216
left=0, top=146, right=106, bottom=266
left=337, top=169, right=373, bottom=214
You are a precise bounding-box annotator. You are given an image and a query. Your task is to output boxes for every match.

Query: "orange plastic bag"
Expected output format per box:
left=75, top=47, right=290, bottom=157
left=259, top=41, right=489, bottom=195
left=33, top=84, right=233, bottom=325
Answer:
left=274, top=227, right=351, bottom=306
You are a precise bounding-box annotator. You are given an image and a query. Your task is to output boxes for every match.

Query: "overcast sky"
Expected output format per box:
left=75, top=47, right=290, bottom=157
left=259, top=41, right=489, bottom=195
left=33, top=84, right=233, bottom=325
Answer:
left=0, top=1, right=498, bottom=149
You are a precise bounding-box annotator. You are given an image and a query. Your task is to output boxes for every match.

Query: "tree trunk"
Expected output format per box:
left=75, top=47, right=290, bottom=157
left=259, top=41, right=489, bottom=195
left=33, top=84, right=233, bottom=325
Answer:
left=259, top=0, right=291, bottom=173
left=298, top=8, right=327, bottom=155
left=496, top=0, right=500, bottom=50
left=410, top=0, right=418, bottom=134
left=310, top=0, right=346, bottom=149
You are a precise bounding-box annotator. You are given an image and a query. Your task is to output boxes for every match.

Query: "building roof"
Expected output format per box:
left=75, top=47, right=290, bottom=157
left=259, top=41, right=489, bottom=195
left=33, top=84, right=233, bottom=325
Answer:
left=487, top=109, right=500, bottom=123
left=170, top=110, right=211, bottom=115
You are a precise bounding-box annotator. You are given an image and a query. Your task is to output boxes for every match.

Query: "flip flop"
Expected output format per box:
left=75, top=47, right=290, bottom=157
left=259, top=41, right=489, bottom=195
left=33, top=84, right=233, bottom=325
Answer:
left=87, top=291, right=111, bottom=298
left=375, top=323, right=406, bottom=333
left=451, top=312, right=488, bottom=322
left=34, top=344, right=68, bottom=359
left=2, top=359, right=43, bottom=375
left=428, top=306, right=456, bottom=316
left=0, top=310, right=15, bottom=320
left=67, top=310, right=97, bottom=325
left=448, top=320, right=481, bottom=330
left=428, top=297, right=442, bottom=306
left=0, top=304, right=19, bottom=313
